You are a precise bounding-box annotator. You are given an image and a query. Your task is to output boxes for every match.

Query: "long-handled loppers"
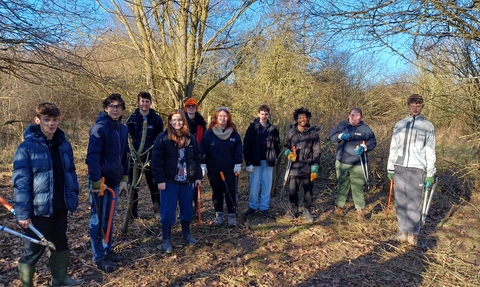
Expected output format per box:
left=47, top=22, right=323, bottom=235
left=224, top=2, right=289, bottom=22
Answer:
left=220, top=171, right=236, bottom=217
left=0, top=195, right=56, bottom=251
left=421, top=176, right=438, bottom=226
left=386, top=179, right=394, bottom=216
left=91, top=177, right=117, bottom=246
left=357, top=141, right=370, bottom=190
left=196, top=184, right=201, bottom=226
left=281, top=146, right=296, bottom=200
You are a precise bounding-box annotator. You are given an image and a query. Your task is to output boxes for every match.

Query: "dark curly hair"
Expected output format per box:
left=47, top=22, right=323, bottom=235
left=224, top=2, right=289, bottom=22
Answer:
left=293, top=107, right=312, bottom=121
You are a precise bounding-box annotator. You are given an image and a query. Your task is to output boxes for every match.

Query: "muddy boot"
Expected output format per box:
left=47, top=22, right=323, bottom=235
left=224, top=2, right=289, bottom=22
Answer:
left=333, top=206, right=343, bottom=218
left=303, top=207, right=314, bottom=223
left=181, top=221, right=197, bottom=245
left=407, top=232, right=418, bottom=246
left=214, top=212, right=224, bottom=227
left=356, top=208, right=365, bottom=221
left=228, top=213, right=236, bottom=227
left=389, top=231, right=408, bottom=242
left=161, top=225, right=173, bottom=254
left=285, top=204, right=299, bottom=219
left=49, top=250, right=83, bottom=286
left=18, top=263, right=35, bottom=287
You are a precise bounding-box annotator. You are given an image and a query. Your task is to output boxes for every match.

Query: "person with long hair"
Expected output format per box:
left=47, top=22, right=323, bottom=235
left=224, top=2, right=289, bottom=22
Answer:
left=200, top=107, right=243, bottom=227
left=151, top=109, right=202, bottom=254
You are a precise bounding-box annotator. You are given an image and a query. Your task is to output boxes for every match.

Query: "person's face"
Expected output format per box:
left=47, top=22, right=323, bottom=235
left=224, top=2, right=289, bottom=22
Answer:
left=348, top=110, right=362, bottom=126
left=217, top=111, right=229, bottom=127
left=105, top=100, right=123, bottom=121
left=169, top=113, right=184, bottom=131
left=138, top=98, right=152, bottom=113
left=258, top=110, right=269, bottom=124
left=296, top=113, right=308, bottom=128
left=34, top=115, right=60, bottom=140
left=186, top=104, right=197, bottom=115
left=409, top=103, right=423, bottom=116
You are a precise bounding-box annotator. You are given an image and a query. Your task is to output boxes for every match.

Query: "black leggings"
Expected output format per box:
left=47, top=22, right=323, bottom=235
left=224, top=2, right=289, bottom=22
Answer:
left=209, top=171, right=237, bottom=214
left=288, top=176, right=313, bottom=209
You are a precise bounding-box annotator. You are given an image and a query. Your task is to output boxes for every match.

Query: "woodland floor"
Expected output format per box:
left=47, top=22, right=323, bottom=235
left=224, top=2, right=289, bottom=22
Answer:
left=0, top=163, right=479, bottom=287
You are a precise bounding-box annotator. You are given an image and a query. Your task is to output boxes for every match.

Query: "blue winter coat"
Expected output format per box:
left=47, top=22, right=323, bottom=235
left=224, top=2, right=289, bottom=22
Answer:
left=85, top=112, right=129, bottom=187
left=200, top=128, right=243, bottom=174
left=13, top=124, right=79, bottom=220
left=328, top=119, right=376, bottom=165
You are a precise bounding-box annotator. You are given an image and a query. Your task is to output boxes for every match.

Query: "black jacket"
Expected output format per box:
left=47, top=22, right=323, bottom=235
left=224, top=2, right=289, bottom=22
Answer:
left=243, top=119, right=281, bottom=167
left=184, top=111, right=206, bottom=144
left=284, top=124, right=321, bottom=177
left=125, top=108, right=164, bottom=154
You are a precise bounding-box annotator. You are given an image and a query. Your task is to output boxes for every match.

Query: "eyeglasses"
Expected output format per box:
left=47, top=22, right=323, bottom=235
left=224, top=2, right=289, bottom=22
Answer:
left=186, top=104, right=196, bottom=108
left=171, top=119, right=183, bottom=123
left=107, top=104, right=122, bottom=110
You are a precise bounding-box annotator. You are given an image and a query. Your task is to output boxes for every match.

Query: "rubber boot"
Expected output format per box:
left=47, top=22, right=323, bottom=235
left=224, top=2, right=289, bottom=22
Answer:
left=18, top=263, right=35, bottom=287
left=181, top=221, right=198, bottom=245
left=303, top=207, right=314, bottom=223
left=49, top=250, right=83, bottom=286
left=161, top=225, right=173, bottom=254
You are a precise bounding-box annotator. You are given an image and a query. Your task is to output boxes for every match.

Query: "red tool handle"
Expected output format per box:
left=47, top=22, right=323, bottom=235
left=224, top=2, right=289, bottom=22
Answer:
left=386, top=179, right=394, bottom=216
left=104, top=186, right=116, bottom=245
left=0, top=196, right=14, bottom=213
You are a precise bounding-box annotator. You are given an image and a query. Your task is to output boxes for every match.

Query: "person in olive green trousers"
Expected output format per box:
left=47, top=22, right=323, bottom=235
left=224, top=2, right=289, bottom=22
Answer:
left=13, top=102, right=82, bottom=286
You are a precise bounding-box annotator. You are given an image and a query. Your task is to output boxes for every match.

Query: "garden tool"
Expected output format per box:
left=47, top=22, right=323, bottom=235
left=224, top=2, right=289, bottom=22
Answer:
left=357, top=141, right=369, bottom=190
left=220, top=171, right=236, bottom=216
left=197, top=184, right=202, bottom=226
left=386, top=179, right=394, bottom=216
left=421, top=176, right=438, bottom=226
left=281, top=146, right=296, bottom=200
left=0, top=195, right=56, bottom=251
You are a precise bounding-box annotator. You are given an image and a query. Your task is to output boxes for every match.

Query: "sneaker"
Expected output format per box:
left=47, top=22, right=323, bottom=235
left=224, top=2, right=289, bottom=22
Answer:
left=389, top=231, right=408, bottom=242
left=244, top=208, right=256, bottom=216
left=260, top=210, right=272, bottom=218
left=356, top=209, right=365, bottom=221
left=214, top=212, right=224, bottom=226
left=106, top=251, right=123, bottom=263
left=333, top=206, right=344, bottom=218
left=228, top=213, right=236, bottom=227
left=303, top=208, right=314, bottom=223
left=95, top=259, right=116, bottom=273
left=407, top=233, right=418, bottom=246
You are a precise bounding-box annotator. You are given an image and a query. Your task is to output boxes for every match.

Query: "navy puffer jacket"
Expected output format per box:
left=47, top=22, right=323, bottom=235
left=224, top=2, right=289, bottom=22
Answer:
left=13, top=124, right=79, bottom=220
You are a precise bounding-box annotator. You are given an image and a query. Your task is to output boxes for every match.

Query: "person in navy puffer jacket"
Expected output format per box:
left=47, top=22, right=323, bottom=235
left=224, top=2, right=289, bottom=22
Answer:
left=13, top=102, right=82, bottom=286
left=85, top=94, right=129, bottom=273
left=200, top=107, right=243, bottom=227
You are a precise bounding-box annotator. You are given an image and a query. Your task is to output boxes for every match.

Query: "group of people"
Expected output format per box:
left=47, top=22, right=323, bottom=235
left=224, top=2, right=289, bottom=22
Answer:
left=11, top=93, right=435, bottom=285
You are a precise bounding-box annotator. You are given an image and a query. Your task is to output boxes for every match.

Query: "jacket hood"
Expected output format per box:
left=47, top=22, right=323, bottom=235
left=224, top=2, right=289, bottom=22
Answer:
left=253, top=118, right=271, bottom=127
left=95, top=111, right=123, bottom=124
left=23, top=124, right=65, bottom=145
left=185, top=111, right=205, bottom=125
left=132, top=108, right=160, bottom=119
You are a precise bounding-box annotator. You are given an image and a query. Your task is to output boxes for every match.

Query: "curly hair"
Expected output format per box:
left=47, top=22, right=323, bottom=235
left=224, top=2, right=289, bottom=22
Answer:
left=293, top=107, right=311, bottom=121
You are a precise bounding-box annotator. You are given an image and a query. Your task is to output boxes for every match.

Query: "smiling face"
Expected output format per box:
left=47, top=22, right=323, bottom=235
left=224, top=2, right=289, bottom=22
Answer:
left=169, top=113, right=184, bottom=131
left=138, top=98, right=152, bottom=114
left=217, top=110, right=229, bottom=128
left=348, top=110, right=362, bottom=126
left=296, top=113, right=309, bottom=129
left=34, top=115, right=60, bottom=140
left=104, top=100, right=123, bottom=121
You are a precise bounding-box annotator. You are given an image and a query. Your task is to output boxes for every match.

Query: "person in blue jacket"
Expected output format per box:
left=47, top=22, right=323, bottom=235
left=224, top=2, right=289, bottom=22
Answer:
left=328, top=107, right=376, bottom=221
left=125, top=91, right=164, bottom=217
left=13, top=102, right=82, bottom=287
left=283, top=107, right=321, bottom=223
left=151, top=109, right=202, bottom=254
left=243, top=104, right=281, bottom=218
left=86, top=94, right=129, bottom=273
left=200, top=107, right=243, bottom=227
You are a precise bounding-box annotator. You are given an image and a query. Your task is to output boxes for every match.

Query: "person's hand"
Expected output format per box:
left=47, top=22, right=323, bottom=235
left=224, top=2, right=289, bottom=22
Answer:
left=18, top=218, right=31, bottom=229
left=201, top=164, right=208, bottom=177
left=284, top=149, right=291, bottom=157
left=354, top=145, right=364, bottom=155
left=234, top=164, right=242, bottom=175
left=119, top=181, right=128, bottom=193
left=246, top=165, right=254, bottom=173
left=387, top=172, right=394, bottom=180
left=91, top=179, right=106, bottom=194
left=195, top=180, right=202, bottom=187
left=310, top=165, right=319, bottom=182
left=339, top=133, right=351, bottom=141
left=287, top=153, right=297, bottom=162
left=157, top=182, right=166, bottom=191
left=425, top=176, right=435, bottom=186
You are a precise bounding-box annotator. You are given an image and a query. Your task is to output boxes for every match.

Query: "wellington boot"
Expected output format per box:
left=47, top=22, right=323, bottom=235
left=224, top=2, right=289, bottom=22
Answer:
left=161, top=225, right=173, bottom=254
left=18, top=263, right=35, bottom=287
left=228, top=213, right=236, bottom=227
left=181, top=221, right=197, bottom=245
left=49, top=250, right=83, bottom=286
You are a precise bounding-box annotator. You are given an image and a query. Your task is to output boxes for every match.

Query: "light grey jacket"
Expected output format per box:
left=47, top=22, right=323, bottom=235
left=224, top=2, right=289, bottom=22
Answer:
left=387, top=114, right=436, bottom=176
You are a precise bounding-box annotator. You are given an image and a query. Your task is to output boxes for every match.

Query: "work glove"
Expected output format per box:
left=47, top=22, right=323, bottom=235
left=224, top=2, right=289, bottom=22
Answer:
left=310, top=165, right=319, bottom=182
left=234, top=164, right=242, bottom=175
left=425, top=176, right=435, bottom=186
left=246, top=165, right=254, bottom=173
left=285, top=149, right=297, bottom=162
left=119, top=181, right=128, bottom=194
left=91, top=179, right=107, bottom=194
left=339, top=133, right=351, bottom=141
left=354, top=145, right=364, bottom=155
left=201, top=164, right=208, bottom=177
left=284, top=149, right=291, bottom=157
left=387, top=172, right=394, bottom=180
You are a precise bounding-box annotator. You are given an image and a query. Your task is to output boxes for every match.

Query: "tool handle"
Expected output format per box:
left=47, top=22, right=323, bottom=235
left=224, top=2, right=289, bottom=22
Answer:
left=220, top=171, right=226, bottom=181
left=0, top=196, right=15, bottom=214
left=100, top=177, right=106, bottom=196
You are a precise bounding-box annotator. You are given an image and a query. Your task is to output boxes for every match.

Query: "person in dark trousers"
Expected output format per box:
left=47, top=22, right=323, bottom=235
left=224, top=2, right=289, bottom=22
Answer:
left=243, top=104, right=281, bottom=218
left=125, top=91, right=164, bottom=217
left=283, top=107, right=321, bottom=223
left=183, top=98, right=206, bottom=218
left=200, top=107, right=243, bottom=227
left=387, top=94, right=436, bottom=246
left=86, top=94, right=129, bottom=273
left=151, top=109, right=202, bottom=254
left=328, top=107, right=377, bottom=221
left=13, top=102, right=82, bottom=287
